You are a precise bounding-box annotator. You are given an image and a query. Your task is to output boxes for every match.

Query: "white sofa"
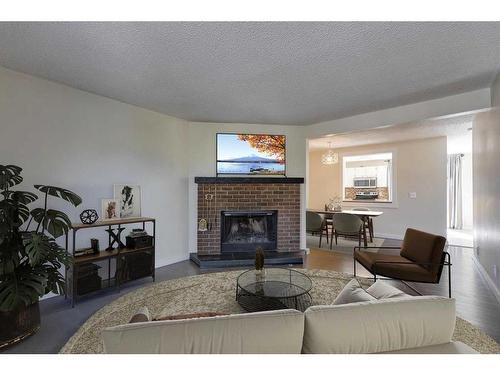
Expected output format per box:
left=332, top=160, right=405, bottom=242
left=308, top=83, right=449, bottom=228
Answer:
left=102, top=295, right=478, bottom=354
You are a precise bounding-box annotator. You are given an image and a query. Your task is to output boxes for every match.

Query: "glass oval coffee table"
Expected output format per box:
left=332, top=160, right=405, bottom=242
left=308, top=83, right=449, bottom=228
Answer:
left=236, top=268, right=313, bottom=312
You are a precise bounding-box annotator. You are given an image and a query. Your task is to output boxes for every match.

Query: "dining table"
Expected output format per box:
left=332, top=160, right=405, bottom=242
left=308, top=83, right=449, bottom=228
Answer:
left=307, top=208, right=384, bottom=247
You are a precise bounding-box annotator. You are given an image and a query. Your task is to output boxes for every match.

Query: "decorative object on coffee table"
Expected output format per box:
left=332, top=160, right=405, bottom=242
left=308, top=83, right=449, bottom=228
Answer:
left=114, top=184, right=141, bottom=218
left=255, top=246, right=265, bottom=271
left=0, top=164, right=82, bottom=349
left=79, top=209, right=99, bottom=224
left=236, top=267, right=312, bottom=312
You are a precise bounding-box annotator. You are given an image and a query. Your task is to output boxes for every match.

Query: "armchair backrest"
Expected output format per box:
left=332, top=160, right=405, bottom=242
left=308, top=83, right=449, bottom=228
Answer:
left=331, top=213, right=363, bottom=234
left=400, top=228, right=447, bottom=276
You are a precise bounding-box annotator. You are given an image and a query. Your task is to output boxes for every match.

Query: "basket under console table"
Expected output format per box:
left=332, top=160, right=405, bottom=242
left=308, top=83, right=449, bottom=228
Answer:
left=68, top=217, right=156, bottom=307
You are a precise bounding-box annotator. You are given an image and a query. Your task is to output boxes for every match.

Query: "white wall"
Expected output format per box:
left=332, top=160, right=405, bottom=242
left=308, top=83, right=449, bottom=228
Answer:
left=473, top=108, right=500, bottom=292
left=0, top=66, right=190, bottom=268
left=187, top=122, right=308, bottom=252
left=308, top=137, right=448, bottom=239
left=492, top=72, right=500, bottom=107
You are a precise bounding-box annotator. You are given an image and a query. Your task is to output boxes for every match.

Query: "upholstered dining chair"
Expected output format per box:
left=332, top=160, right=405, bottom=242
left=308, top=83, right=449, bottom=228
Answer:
left=353, top=228, right=451, bottom=297
left=330, top=213, right=365, bottom=248
left=352, top=207, right=374, bottom=242
left=306, top=211, right=328, bottom=248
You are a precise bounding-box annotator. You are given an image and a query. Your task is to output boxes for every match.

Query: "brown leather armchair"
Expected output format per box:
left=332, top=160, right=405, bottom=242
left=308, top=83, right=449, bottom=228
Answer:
left=353, top=228, right=452, bottom=297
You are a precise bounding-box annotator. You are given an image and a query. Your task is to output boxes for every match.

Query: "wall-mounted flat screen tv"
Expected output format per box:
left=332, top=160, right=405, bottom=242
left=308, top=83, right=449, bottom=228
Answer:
left=216, top=133, right=286, bottom=175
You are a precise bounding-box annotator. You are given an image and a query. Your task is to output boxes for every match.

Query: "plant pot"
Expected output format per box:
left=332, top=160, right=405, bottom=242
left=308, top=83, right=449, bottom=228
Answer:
left=0, top=302, right=40, bottom=350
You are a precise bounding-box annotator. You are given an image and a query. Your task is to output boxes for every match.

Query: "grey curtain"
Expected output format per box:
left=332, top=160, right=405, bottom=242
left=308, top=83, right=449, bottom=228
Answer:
left=448, top=154, right=463, bottom=229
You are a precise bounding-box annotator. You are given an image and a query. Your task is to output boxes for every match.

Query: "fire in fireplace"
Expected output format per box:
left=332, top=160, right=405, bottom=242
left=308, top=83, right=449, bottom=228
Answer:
left=220, top=210, right=278, bottom=252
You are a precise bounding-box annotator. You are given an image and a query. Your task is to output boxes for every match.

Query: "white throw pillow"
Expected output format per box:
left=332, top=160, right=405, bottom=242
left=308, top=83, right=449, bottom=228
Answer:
left=129, top=306, right=152, bottom=323
left=332, top=278, right=376, bottom=305
left=366, top=280, right=409, bottom=299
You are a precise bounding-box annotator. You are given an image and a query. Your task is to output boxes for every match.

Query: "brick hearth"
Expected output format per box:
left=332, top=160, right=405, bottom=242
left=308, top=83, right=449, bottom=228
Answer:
left=196, top=180, right=302, bottom=255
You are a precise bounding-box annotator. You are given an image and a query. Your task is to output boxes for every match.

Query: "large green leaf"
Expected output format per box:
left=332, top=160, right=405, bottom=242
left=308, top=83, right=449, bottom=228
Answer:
left=2, top=190, right=38, bottom=204
left=0, top=222, right=8, bottom=245
left=0, top=243, right=21, bottom=276
left=0, top=165, right=22, bottom=189
left=45, top=241, right=71, bottom=268
left=43, top=265, right=66, bottom=295
left=0, top=265, right=47, bottom=311
left=22, top=232, right=51, bottom=266
left=31, top=208, right=72, bottom=238
left=0, top=199, right=30, bottom=226
left=34, top=185, right=82, bottom=207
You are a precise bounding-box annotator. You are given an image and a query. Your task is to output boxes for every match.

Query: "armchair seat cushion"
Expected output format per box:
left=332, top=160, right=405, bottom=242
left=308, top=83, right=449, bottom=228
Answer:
left=355, top=251, right=437, bottom=283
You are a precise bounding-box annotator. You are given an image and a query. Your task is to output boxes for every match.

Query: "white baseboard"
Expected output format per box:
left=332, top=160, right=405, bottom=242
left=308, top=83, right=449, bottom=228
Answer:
left=375, top=232, right=404, bottom=241
left=156, top=254, right=190, bottom=268
left=472, top=254, right=500, bottom=305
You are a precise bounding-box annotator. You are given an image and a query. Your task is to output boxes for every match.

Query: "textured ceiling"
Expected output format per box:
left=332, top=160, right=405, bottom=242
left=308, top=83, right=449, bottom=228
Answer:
left=1, top=22, right=500, bottom=125
left=308, top=113, right=474, bottom=150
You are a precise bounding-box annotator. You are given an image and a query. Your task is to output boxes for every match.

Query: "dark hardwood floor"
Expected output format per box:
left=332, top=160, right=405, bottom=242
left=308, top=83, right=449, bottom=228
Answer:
left=3, top=237, right=499, bottom=353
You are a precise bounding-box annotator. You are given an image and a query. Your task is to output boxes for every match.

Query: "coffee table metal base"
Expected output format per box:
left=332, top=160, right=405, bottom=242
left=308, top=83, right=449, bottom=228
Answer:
left=236, top=283, right=312, bottom=312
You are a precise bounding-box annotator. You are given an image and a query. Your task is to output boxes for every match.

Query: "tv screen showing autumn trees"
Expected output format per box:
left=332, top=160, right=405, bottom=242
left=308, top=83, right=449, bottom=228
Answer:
left=216, top=133, right=286, bottom=175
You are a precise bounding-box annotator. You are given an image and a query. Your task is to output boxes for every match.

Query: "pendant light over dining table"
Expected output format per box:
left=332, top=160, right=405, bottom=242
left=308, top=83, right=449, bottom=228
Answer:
left=321, top=142, right=338, bottom=165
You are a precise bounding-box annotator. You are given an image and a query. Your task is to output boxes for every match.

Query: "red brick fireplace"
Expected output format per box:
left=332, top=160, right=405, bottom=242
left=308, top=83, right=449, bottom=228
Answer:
left=195, top=177, right=304, bottom=256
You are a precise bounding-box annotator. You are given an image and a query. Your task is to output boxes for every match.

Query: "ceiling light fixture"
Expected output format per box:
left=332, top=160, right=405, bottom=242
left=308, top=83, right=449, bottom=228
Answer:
left=321, top=142, right=338, bottom=165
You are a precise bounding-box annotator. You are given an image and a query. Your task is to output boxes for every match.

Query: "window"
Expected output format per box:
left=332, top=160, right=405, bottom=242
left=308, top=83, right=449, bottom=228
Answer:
left=342, top=152, right=393, bottom=203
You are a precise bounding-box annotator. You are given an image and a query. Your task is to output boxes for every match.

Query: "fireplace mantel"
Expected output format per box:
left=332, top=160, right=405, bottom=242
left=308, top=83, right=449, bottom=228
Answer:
left=195, top=176, right=304, bottom=184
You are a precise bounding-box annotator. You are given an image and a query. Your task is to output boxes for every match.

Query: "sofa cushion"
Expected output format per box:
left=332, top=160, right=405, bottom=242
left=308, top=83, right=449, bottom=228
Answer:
left=155, top=311, right=226, bottom=321
left=333, top=278, right=376, bottom=305
left=302, top=296, right=456, bottom=354
left=366, top=280, right=410, bottom=299
left=384, top=341, right=478, bottom=354
left=102, top=309, right=304, bottom=354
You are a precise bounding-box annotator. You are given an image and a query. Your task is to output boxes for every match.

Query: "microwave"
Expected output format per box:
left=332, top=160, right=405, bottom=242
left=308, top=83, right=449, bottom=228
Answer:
left=353, top=177, right=377, bottom=188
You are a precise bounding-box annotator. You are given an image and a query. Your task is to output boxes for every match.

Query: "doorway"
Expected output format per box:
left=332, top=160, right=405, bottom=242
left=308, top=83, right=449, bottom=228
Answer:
left=447, top=126, right=473, bottom=248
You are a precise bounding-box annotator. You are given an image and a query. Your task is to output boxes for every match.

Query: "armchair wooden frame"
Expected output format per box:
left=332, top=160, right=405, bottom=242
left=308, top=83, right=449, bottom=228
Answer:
left=353, top=246, right=452, bottom=298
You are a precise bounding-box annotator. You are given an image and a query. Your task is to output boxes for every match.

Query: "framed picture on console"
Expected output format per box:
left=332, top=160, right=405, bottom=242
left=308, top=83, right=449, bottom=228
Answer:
left=216, top=133, right=286, bottom=176
left=114, top=184, right=142, bottom=218
left=101, top=198, right=120, bottom=220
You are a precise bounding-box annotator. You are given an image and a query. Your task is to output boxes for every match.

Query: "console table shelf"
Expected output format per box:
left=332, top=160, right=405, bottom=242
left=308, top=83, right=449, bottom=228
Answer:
left=68, top=217, right=156, bottom=307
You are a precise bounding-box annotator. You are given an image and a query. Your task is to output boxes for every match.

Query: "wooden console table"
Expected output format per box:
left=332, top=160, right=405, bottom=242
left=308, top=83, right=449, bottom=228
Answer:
left=68, top=217, right=156, bottom=307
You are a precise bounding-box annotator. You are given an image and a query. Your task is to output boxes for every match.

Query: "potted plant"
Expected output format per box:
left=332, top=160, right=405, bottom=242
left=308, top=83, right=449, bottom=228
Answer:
left=0, top=165, right=81, bottom=349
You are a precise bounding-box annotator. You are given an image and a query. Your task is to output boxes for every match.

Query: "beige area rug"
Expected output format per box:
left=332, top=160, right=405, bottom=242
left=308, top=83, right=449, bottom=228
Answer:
left=60, top=269, right=500, bottom=354
left=306, top=235, right=384, bottom=254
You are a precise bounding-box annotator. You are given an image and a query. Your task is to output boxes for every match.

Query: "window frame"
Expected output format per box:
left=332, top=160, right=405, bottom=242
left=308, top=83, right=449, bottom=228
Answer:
left=340, top=149, right=398, bottom=209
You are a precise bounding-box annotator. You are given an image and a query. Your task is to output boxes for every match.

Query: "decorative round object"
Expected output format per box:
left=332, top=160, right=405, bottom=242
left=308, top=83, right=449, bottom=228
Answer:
left=80, top=209, right=99, bottom=225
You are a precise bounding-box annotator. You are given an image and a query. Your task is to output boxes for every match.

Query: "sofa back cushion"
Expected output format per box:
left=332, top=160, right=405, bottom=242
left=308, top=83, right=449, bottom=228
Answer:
left=102, top=309, right=304, bottom=354
left=302, top=296, right=455, bottom=354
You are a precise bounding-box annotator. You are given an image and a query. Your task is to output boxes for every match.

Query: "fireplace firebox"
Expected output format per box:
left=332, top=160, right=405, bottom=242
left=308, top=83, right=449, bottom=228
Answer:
left=220, top=210, right=278, bottom=252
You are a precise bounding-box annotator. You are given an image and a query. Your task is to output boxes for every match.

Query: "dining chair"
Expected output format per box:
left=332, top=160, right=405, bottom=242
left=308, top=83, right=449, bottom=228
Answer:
left=323, top=204, right=334, bottom=237
left=330, top=213, right=365, bottom=248
left=306, top=211, right=328, bottom=248
left=352, top=207, right=374, bottom=242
